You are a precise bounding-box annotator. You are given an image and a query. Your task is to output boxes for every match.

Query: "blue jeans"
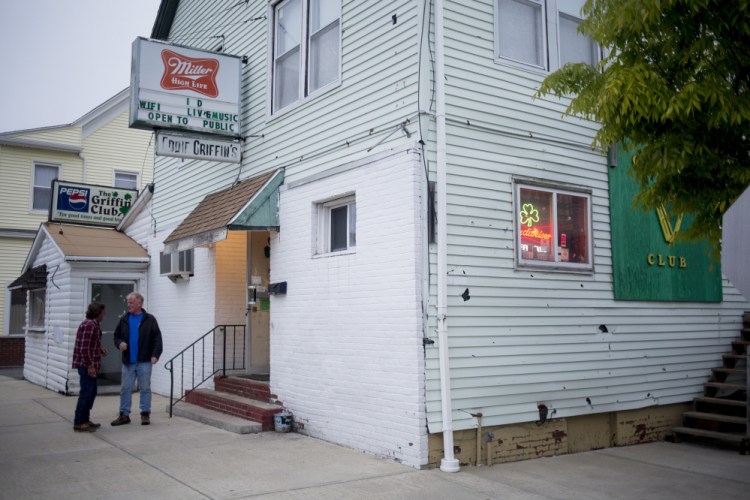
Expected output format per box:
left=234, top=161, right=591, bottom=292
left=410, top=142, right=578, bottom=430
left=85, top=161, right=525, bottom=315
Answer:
left=119, top=361, right=152, bottom=415
left=74, top=366, right=98, bottom=425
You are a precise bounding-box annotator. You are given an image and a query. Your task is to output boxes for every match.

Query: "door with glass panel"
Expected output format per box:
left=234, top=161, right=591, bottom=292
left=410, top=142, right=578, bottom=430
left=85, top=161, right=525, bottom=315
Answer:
left=90, top=281, right=136, bottom=386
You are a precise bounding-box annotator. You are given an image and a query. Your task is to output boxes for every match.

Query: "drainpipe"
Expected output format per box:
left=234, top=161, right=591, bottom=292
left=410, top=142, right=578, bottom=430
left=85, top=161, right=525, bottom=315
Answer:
left=435, top=0, right=460, bottom=473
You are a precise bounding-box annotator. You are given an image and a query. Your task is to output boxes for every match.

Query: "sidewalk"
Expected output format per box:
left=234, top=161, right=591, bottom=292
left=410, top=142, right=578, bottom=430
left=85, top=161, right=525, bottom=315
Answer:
left=1, top=369, right=747, bottom=499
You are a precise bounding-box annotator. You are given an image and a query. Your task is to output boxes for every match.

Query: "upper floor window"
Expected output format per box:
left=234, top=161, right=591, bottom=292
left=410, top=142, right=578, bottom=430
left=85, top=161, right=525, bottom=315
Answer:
left=32, top=163, right=59, bottom=212
left=272, top=0, right=341, bottom=113
left=114, top=171, right=139, bottom=190
left=496, top=0, right=597, bottom=71
left=515, top=181, right=593, bottom=271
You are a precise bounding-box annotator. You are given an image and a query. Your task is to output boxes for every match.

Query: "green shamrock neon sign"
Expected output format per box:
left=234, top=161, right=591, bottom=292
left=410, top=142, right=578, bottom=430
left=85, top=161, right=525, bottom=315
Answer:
left=520, top=203, right=539, bottom=227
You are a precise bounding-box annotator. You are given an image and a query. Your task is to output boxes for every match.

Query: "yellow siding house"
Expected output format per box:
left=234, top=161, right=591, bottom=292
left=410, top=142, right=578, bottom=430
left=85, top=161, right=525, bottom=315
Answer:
left=0, top=89, right=153, bottom=342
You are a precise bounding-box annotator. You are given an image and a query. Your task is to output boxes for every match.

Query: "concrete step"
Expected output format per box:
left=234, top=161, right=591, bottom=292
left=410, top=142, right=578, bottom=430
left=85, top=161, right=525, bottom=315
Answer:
left=184, top=388, right=283, bottom=430
left=171, top=402, right=263, bottom=434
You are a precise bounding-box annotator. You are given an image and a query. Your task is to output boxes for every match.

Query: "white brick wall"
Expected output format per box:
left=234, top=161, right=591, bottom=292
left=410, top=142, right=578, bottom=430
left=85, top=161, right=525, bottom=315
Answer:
left=270, top=148, right=429, bottom=468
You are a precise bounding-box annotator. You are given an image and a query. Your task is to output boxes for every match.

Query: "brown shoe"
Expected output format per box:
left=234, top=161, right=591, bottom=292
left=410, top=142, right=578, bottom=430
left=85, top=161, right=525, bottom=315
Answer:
left=74, top=422, right=97, bottom=433
left=141, top=412, right=150, bottom=425
left=110, top=413, right=131, bottom=426
left=86, top=421, right=101, bottom=429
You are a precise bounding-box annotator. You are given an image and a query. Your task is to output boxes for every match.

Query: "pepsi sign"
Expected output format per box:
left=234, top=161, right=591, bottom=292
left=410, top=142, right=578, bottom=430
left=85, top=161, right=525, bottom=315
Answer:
left=49, top=180, right=138, bottom=228
left=57, top=186, right=90, bottom=212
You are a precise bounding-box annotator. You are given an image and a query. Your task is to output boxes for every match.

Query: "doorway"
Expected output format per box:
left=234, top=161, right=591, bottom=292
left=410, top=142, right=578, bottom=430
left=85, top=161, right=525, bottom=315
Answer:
left=246, top=232, right=271, bottom=375
left=90, top=281, right=136, bottom=386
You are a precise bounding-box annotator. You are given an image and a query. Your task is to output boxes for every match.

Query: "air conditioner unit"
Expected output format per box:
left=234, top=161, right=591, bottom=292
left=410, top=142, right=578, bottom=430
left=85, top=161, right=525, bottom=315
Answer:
left=160, top=250, right=194, bottom=281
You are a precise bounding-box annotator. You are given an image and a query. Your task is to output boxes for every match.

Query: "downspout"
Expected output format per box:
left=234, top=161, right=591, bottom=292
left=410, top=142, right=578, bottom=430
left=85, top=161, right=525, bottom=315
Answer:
left=435, top=0, right=460, bottom=473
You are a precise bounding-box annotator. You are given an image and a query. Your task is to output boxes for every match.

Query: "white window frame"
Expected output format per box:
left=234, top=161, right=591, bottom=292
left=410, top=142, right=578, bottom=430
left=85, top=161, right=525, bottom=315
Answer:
left=495, top=0, right=598, bottom=72
left=113, top=170, right=139, bottom=190
left=268, top=0, right=342, bottom=116
left=514, top=180, right=593, bottom=272
left=28, top=288, right=46, bottom=330
left=31, top=162, right=60, bottom=213
left=315, top=194, right=356, bottom=255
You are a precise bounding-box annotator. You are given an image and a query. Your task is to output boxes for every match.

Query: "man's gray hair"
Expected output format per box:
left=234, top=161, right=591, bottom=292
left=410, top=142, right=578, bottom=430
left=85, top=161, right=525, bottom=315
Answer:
left=127, top=291, right=145, bottom=304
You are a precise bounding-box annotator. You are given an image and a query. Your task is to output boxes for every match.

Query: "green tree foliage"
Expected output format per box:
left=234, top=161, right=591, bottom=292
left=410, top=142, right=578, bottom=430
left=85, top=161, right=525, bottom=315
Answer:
left=537, top=0, right=750, bottom=255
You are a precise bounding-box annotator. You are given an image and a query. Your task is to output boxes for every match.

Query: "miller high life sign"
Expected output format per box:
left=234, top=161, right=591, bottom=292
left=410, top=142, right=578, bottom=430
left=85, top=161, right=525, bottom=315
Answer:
left=129, top=38, right=241, bottom=137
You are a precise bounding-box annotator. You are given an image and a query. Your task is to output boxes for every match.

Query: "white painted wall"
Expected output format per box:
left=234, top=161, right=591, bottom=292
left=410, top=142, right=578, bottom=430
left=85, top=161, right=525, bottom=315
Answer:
left=722, top=187, right=750, bottom=300
left=270, top=148, right=428, bottom=468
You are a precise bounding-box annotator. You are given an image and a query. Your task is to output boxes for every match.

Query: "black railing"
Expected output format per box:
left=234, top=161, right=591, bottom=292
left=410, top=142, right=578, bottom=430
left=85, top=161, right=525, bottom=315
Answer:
left=165, top=324, right=245, bottom=417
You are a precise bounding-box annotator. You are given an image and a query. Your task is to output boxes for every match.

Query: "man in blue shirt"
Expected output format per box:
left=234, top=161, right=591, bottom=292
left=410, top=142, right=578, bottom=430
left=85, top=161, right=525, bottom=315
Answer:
left=111, top=291, right=163, bottom=426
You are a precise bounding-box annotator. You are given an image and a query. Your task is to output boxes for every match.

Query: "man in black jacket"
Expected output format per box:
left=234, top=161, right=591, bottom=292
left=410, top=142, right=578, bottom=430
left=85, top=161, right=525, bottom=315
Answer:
left=111, top=291, right=163, bottom=426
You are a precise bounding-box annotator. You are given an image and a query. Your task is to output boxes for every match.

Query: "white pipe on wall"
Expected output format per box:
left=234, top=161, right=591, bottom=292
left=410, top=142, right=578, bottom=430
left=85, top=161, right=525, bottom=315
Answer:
left=435, top=0, right=460, bottom=474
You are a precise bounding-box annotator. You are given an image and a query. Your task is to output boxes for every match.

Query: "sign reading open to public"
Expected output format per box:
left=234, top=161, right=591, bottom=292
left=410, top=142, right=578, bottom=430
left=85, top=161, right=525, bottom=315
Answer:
left=129, top=38, right=242, bottom=137
left=49, top=180, right=138, bottom=227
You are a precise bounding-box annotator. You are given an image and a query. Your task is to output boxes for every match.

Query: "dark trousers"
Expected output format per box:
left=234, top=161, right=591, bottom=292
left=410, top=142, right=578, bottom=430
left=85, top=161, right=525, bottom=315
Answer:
left=74, top=366, right=98, bottom=426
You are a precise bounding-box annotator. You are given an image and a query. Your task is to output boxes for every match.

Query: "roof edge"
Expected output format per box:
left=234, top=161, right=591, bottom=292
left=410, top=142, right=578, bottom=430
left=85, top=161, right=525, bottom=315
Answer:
left=151, top=0, right=180, bottom=40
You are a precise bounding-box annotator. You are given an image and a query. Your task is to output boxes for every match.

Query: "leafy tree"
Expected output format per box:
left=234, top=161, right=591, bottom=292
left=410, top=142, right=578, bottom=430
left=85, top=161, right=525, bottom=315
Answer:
left=537, top=0, right=750, bottom=256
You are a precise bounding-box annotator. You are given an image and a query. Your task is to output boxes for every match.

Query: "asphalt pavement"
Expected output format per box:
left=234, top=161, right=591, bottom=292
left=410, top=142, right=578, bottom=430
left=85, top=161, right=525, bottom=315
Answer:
left=1, top=368, right=748, bottom=500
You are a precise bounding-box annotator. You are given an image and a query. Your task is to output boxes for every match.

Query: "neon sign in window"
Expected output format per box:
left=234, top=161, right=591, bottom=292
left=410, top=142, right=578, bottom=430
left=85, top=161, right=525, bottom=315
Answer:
left=517, top=185, right=592, bottom=269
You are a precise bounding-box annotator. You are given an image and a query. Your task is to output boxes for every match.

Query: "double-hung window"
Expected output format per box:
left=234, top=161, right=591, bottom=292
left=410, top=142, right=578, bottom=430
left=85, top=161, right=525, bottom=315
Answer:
left=32, top=163, right=59, bottom=212
left=114, top=171, right=139, bottom=190
left=317, top=195, right=356, bottom=254
left=496, top=0, right=598, bottom=71
left=515, top=182, right=593, bottom=271
left=272, top=0, right=341, bottom=113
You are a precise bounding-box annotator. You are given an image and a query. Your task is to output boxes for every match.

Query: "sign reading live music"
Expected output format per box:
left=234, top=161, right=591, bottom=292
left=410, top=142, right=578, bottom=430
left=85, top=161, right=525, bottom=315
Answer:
left=129, top=38, right=242, bottom=137
left=49, top=180, right=138, bottom=227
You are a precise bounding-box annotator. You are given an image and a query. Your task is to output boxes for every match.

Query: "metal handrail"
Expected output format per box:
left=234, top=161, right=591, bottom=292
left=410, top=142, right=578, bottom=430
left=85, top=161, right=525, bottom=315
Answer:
left=165, top=324, right=246, bottom=417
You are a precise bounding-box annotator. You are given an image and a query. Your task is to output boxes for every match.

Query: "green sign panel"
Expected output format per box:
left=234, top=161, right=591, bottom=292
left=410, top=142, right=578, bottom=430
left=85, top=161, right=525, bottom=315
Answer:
left=608, top=148, right=722, bottom=302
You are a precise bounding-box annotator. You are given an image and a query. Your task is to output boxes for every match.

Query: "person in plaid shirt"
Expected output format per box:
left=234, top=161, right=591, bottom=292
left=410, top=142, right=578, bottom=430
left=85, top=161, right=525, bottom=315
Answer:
left=72, top=302, right=108, bottom=432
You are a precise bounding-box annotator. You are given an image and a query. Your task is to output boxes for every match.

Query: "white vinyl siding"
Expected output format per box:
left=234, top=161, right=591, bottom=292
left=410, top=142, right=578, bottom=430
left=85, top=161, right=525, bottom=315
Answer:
left=424, top=0, right=749, bottom=434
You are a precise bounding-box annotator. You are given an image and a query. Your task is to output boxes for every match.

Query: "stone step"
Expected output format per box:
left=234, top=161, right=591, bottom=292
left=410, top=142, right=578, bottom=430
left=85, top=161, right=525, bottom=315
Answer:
left=184, top=388, right=283, bottom=431
left=171, top=402, right=263, bottom=434
left=683, top=411, right=747, bottom=426
left=672, top=426, right=747, bottom=443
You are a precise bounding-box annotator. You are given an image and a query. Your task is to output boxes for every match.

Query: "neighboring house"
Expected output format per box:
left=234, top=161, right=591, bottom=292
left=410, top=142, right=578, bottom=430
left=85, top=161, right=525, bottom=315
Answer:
left=0, top=89, right=154, bottom=364
left=722, top=188, right=750, bottom=300
left=18, top=0, right=748, bottom=470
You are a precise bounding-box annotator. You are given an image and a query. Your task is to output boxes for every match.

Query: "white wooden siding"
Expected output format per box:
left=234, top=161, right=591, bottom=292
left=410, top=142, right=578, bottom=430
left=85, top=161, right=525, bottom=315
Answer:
left=150, top=0, right=421, bottom=229
left=424, top=0, right=750, bottom=433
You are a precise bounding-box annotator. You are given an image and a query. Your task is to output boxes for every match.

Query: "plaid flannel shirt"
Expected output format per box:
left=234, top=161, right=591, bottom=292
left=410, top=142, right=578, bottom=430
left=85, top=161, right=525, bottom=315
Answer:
left=72, top=318, right=102, bottom=372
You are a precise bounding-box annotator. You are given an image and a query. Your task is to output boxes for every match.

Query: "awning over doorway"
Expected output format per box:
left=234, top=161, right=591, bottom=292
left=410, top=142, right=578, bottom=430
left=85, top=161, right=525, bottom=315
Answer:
left=163, top=169, right=284, bottom=253
left=7, top=265, right=47, bottom=290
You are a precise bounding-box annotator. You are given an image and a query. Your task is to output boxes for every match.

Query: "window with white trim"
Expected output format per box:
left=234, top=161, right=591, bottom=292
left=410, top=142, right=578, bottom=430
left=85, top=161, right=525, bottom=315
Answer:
left=317, top=195, right=356, bottom=254
left=272, top=0, right=341, bottom=113
left=32, top=163, right=59, bottom=211
left=28, top=288, right=46, bottom=329
left=515, top=182, right=592, bottom=270
left=495, top=0, right=598, bottom=71
left=114, top=171, right=139, bottom=190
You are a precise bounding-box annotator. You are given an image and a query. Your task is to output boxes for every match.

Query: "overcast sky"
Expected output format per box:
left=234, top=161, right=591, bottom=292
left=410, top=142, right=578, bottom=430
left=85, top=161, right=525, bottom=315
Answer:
left=0, top=0, right=161, bottom=133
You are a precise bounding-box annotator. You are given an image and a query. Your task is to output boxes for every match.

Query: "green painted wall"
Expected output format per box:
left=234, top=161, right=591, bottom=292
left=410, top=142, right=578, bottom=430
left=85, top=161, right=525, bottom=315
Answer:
left=608, top=147, right=722, bottom=302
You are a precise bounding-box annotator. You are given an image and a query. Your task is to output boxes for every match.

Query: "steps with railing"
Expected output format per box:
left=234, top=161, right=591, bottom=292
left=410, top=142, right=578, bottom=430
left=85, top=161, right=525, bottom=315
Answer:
left=165, top=324, right=246, bottom=417
left=671, top=312, right=749, bottom=454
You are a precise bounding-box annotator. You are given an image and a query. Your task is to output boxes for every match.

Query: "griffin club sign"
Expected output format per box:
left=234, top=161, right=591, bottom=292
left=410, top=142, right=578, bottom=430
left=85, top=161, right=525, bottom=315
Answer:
left=50, top=181, right=137, bottom=227
left=129, top=38, right=241, bottom=137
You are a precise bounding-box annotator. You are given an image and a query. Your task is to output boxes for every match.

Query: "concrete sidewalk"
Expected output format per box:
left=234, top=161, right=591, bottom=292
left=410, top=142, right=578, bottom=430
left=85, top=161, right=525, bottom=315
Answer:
left=0, top=370, right=747, bottom=500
